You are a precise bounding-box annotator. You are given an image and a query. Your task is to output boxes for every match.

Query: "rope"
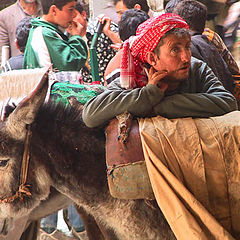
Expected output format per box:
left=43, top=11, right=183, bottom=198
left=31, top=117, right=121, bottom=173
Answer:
left=0, top=125, right=32, bottom=203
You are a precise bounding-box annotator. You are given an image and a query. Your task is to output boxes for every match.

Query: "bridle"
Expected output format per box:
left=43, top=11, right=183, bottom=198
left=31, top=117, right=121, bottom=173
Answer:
left=0, top=125, right=32, bottom=203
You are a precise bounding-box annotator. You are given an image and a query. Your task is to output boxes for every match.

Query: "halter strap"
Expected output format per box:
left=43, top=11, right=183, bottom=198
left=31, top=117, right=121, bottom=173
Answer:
left=0, top=125, right=32, bottom=203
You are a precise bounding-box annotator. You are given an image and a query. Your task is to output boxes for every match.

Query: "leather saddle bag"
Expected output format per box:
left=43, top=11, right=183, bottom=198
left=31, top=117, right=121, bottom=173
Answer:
left=105, top=113, right=154, bottom=200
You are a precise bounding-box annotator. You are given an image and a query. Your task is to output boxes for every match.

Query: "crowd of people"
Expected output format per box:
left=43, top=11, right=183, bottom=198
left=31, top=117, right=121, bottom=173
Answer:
left=0, top=0, right=240, bottom=239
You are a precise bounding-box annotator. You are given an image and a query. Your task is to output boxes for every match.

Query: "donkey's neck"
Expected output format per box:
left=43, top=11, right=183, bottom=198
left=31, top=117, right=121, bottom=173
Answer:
left=31, top=103, right=108, bottom=203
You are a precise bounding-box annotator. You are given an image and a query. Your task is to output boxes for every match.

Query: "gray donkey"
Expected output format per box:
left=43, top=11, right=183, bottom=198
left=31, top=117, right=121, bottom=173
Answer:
left=0, top=72, right=175, bottom=240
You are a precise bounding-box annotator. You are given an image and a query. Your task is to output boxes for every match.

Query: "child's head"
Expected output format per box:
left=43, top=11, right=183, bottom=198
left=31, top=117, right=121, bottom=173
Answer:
left=41, top=0, right=76, bottom=15
left=15, top=17, right=33, bottom=53
left=75, top=1, right=89, bottom=16
left=41, top=0, right=77, bottom=28
left=118, top=9, right=149, bottom=41
left=122, top=0, right=149, bottom=14
left=74, top=1, right=89, bottom=25
left=164, top=0, right=183, bottom=13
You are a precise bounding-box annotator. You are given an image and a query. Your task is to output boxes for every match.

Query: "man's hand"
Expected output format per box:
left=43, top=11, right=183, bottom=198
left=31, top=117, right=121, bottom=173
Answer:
left=97, top=14, right=122, bottom=44
left=66, top=21, right=85, bottom=36
left=97, top=14, right=111, bottom=35
left=148, top=67, right=168, bottom=92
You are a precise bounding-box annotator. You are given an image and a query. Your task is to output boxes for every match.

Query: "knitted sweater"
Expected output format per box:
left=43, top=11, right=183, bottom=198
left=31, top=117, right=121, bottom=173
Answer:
left=82, top=57, right=238, bottom=128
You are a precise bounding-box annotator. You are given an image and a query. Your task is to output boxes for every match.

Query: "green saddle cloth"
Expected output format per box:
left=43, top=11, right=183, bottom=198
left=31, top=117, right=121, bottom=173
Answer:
left=50, top=82, right=106, bottom=106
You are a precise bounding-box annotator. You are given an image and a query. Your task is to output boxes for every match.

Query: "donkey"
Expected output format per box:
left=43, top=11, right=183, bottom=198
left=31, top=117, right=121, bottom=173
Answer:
left=0, top=71, right=175, bottom=240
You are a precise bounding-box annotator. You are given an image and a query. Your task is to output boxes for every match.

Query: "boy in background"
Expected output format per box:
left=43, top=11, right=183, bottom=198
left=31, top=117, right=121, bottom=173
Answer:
left=24, top=0, right=88, bottom=71
left=118, top=8, right=149, bottom=42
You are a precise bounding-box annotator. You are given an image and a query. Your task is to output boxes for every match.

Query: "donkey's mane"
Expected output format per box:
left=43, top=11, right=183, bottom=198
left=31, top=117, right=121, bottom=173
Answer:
left=16, top=99, right=108, bottom=194
left=32, top=100, right=106, bottom=153
left=38, top=100, right=84, bottom=125
left=5, top=98, right=83, bottom=124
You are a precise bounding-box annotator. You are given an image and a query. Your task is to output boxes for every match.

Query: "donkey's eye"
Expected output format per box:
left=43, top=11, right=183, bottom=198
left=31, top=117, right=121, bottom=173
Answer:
left=0, top=159, right=9, bottom=167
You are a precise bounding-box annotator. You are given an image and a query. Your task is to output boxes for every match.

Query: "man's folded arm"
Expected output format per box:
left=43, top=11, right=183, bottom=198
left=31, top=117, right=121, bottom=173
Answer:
left=82, top=81, right=164, bottom=128
left=153, top=63, right=238, bottom=118
left=153, top=91, right=237, bottom=118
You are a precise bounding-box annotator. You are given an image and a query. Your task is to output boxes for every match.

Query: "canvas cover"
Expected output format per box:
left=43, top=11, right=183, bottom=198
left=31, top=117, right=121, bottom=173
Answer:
left=139, top=111, right=240, bottom=239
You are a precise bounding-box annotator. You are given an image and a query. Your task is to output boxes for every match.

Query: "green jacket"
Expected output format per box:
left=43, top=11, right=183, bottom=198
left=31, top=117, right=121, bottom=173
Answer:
left=82, top=57, right=238, bottom=128
left=23, top=18, right=87, bottom=71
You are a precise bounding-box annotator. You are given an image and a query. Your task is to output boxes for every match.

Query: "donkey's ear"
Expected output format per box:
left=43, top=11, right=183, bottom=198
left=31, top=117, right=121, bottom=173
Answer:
left=6, top=68, right=49, bottom=140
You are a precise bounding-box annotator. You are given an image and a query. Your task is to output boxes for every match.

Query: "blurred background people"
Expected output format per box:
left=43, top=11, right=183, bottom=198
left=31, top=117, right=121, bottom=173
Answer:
left=172, top=0, right=235, bottom=93
left=81, top=0, right=150, bottom=85
left=223, top=0, right=240, bottom=67
left=104, top=8, right=149, bottom=84
left=1, top=17, right=32, bottom=72
left=164, top=0, right=239, bottom=75
left=23, top=0, right=88, bottom=71
left=0, top=0, right=42, bottom=65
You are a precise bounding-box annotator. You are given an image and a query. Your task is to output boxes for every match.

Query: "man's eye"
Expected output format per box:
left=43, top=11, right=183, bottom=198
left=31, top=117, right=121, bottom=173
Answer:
left=0, top=159, right=9, bottom=167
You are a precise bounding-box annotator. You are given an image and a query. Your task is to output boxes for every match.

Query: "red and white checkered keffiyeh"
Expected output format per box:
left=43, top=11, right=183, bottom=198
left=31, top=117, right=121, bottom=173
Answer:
left=120, top=13, right=189, bottom=89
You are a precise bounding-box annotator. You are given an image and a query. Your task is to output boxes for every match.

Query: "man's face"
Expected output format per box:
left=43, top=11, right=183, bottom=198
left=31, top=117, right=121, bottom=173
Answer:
left=115, top=0, right=129, bottom=22
left=55, top=1, right=77, bottom=28
left=153, top=34, right=191, bottom=91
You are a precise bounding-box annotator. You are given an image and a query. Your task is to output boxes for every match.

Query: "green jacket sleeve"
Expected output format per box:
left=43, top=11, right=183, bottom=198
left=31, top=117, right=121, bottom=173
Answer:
left=43, top=29, right=88, bottom=71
